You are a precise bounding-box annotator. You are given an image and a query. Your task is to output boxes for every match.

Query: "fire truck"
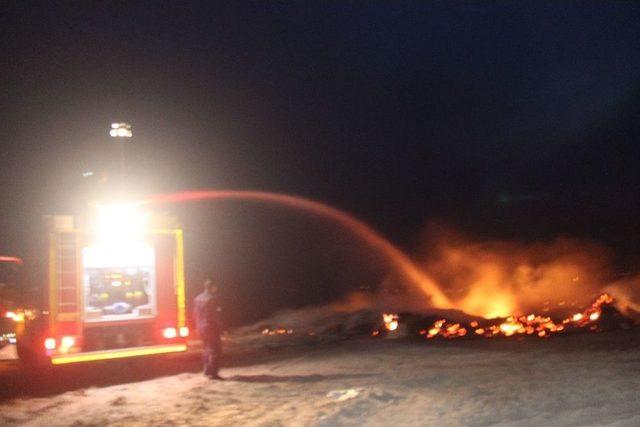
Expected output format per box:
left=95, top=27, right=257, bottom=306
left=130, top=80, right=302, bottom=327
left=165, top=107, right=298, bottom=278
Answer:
left=0, top=256, right=23, bottom=349
left=15, top=205, right=189, bottom=365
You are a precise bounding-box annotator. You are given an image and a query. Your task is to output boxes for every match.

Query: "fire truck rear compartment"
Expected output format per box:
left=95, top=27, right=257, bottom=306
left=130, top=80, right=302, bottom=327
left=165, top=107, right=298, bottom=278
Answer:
left=82, top=322, right=155, bottom=351
left=82, top=245, right=157, bottom=323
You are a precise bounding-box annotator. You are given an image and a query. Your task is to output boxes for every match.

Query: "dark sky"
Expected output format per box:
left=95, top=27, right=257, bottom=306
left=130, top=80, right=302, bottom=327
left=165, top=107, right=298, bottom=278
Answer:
left=2, top=2, right=640, bottom=320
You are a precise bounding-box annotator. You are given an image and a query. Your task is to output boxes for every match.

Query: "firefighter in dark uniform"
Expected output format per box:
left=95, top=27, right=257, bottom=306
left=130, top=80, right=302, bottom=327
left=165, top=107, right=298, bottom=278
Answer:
left=194, top=279, right=223, bottom=379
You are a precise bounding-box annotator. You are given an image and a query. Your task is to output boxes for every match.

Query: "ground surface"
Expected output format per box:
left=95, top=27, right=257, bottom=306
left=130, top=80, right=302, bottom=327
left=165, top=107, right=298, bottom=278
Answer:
left=1, top=327, right=640, bottom=427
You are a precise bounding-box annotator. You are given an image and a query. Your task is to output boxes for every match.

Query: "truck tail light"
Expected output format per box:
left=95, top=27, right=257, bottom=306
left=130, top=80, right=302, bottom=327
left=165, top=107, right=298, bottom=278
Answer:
left=162, top=327, right=177, bottom=339
left=60, top=336, right=75, bottom=349
left=179, top=326, right=189, bottom=337
left=44, top=338, right=56, bottom=350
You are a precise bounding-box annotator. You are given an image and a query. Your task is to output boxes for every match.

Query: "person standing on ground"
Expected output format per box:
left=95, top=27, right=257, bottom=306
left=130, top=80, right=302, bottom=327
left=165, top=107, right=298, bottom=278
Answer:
left=194, top=278, right=223, bottom=379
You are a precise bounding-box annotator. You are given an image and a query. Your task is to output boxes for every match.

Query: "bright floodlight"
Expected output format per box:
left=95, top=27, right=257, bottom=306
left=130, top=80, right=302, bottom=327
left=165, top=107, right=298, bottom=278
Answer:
left=94, top=203, right=148, bottom=248
left=109, top=122, right=132, bottom=138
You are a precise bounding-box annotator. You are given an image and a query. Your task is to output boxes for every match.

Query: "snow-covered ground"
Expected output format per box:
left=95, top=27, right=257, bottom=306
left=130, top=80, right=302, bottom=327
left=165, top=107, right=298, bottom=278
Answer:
left=2, top=325, right=640, bottom=427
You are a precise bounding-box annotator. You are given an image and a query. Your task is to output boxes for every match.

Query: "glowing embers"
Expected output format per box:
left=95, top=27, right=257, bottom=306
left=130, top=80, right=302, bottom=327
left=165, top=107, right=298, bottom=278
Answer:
left=261, top=328, right=294, bottom=336
left=382, top=313, right=399, bottom=331
left=488, top=314, right=562, bottom=338
left=419, top=293, right=614, bottom=340
left=370, top=313, right=400, bottom=337
left=562, top=292, right=613, bottom=329
left=420, top=319, right=467, bottom=339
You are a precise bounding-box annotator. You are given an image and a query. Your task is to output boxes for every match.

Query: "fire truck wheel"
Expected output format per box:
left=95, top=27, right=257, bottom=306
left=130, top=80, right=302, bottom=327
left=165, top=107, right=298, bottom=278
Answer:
left=17, top=340, right=50, bottom=368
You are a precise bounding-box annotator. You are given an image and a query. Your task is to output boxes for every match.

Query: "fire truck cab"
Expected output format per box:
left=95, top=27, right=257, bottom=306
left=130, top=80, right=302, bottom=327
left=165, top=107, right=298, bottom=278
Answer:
left=16, top=206, right=188, bottom=365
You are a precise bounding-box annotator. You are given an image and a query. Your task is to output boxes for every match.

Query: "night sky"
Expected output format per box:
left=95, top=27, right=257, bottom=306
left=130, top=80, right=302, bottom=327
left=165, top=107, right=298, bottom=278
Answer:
left=2, top=2, right=640, bottom=322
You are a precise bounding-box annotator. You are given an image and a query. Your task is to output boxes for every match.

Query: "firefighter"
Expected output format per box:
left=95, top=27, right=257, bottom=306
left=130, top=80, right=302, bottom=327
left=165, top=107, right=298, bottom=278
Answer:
left=194, top=278, right=223, bottom=379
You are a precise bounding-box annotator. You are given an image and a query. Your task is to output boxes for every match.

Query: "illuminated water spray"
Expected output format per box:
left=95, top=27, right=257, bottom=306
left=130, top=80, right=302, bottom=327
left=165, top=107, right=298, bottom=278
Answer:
left=144, top=190, right=451, bottom=308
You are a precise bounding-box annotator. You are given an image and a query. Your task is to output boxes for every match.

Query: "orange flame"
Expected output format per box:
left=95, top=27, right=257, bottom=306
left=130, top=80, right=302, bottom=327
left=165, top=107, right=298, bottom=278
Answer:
left=383, top=313, right=399, bottom=331
left=421, top=230, right=612, bottom=317
left=419, top=293, right=614, bottom=340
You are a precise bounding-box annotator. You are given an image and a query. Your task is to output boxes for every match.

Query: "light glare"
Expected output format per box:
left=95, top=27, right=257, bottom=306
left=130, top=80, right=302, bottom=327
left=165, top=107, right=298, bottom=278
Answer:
left=94, top=203, right=148, bottom=247
left=163, top=327, right=177, bottom=339
left=61, top=336, right=75, bottom=348
left=44, top=338, right=56, bottom=350
left=109, top=122, right=132, bottom=137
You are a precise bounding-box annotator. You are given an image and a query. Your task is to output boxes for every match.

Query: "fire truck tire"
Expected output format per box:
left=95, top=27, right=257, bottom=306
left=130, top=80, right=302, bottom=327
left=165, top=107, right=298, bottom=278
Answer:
left=16, top=317, right=51, bottom=367
left=17, top=340, right=48, bottom=367
left=16, top=340, right=31, bottom=362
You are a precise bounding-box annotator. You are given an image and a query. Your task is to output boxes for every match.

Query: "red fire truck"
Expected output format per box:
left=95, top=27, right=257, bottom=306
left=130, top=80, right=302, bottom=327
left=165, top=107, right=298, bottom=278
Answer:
left=0, top=256, right=23, bottom=349
left=16, top=205, right=189, bottom=365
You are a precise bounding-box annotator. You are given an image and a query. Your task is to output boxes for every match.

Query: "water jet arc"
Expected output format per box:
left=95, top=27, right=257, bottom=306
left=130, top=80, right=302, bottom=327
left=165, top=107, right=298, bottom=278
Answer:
left=145, top=190, right=451, bottom=308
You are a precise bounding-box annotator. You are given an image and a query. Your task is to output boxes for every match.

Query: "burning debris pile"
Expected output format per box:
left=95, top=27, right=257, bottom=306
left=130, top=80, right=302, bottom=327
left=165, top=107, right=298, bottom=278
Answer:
left=247, top=293, right=639, bottom=346
left=242, top=291, right=636, bottom=347
left=373, top=293, right=637, bottom=340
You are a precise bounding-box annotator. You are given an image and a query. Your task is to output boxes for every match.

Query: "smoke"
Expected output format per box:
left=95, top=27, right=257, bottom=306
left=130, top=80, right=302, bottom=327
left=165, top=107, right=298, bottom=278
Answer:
left=338, top=224, right=640, bottom=320
left=604, top=281, right=640, bottom=318
left=418, top=225, right=640, bottom=318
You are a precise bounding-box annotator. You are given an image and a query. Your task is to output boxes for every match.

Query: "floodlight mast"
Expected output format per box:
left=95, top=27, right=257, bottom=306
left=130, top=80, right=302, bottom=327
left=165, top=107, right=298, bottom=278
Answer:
left=109, top=123, right=132, bottom=196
